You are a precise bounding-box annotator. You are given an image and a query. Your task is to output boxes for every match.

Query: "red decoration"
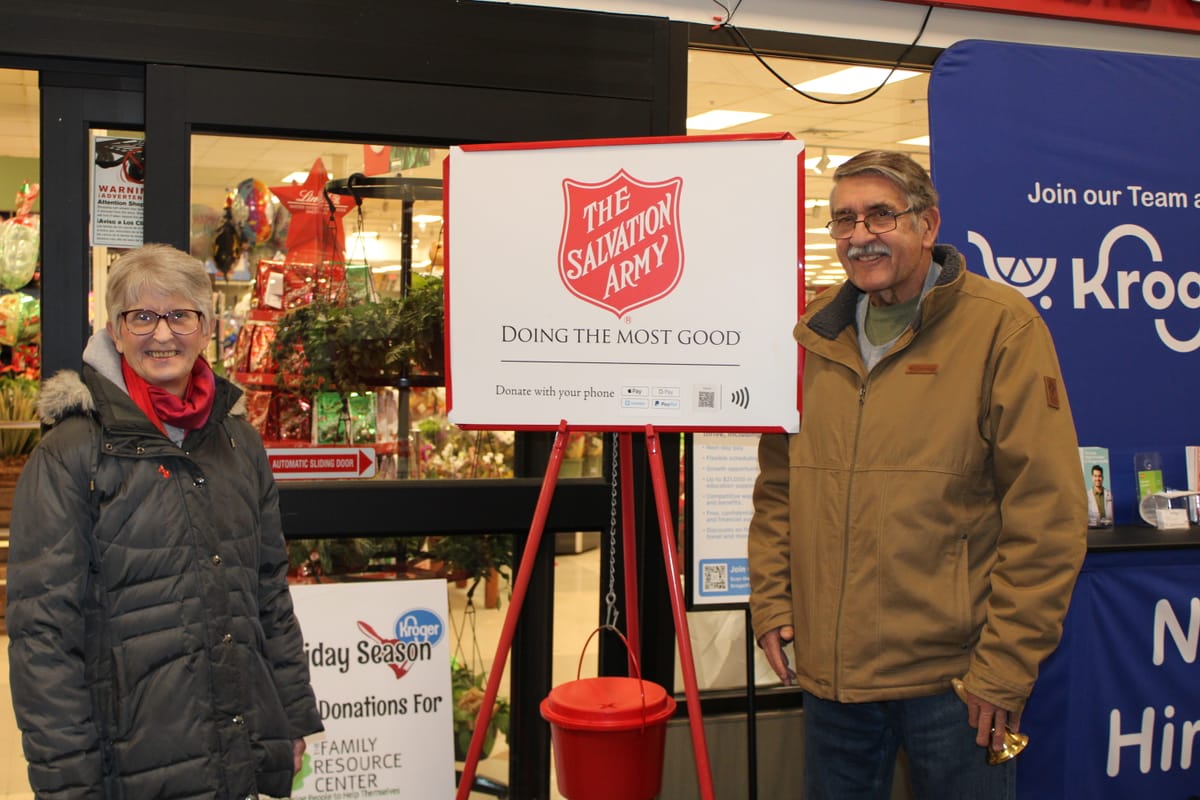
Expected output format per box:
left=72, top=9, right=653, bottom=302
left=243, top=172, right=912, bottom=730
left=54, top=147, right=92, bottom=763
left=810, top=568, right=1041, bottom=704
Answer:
left=363, top=145, right=391, bottom=176
left=270, top=158, right=354, bottom=265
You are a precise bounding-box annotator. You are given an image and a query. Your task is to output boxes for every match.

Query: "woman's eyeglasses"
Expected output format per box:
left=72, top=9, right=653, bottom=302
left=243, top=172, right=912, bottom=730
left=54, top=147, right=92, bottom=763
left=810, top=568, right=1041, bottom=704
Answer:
left=120, top=309, right=203, bottom=336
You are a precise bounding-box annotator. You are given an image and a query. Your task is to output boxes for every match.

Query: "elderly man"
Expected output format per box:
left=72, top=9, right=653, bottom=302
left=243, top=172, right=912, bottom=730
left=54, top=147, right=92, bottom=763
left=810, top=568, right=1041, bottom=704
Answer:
left=748, top=150, right=1086, bottom=799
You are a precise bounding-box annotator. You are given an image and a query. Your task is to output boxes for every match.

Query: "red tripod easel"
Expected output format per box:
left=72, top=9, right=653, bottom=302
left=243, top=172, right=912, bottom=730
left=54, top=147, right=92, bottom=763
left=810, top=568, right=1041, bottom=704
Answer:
left=455, top=421, right=717, bottom=800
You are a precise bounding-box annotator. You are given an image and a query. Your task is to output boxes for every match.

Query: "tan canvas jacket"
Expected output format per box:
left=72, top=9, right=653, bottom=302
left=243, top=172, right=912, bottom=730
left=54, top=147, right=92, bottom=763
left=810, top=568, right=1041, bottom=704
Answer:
left=748, top=245, right=1087, bottom=713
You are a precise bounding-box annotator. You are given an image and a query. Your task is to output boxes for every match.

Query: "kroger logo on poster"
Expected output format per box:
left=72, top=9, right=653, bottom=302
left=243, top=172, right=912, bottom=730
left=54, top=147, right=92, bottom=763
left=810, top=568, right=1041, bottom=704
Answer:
left=558, top=169, right=684, bottom=317
left=393, top=607, right=445, bottom=647
left=967, top=225, right=1200, bottom=353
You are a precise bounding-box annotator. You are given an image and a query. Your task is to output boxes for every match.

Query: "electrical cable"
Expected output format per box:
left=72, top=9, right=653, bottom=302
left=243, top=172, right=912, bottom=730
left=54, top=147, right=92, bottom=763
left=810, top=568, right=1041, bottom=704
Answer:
left=709, top=1, right=934, bottom=106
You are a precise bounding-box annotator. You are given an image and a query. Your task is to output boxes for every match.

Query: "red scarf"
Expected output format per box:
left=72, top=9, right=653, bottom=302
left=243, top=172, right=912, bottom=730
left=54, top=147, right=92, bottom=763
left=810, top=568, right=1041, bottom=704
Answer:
left=121, top=356, right=216, bottom=434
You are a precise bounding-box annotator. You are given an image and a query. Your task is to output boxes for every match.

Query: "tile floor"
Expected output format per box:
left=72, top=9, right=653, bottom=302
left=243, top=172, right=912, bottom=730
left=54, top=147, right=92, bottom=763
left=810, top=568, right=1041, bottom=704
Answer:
left=0, top=546, right=602, bottom=800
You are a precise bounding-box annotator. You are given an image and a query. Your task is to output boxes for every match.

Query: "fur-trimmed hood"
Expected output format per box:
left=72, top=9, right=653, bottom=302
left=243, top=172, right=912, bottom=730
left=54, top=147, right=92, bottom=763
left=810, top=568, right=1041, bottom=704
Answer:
left=36, top=369, right=95, bottom=426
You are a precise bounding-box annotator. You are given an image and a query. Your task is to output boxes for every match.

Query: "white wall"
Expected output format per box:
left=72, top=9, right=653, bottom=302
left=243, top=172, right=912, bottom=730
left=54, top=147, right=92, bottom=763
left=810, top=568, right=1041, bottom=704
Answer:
left=489, top=0, right=1200, bottom=58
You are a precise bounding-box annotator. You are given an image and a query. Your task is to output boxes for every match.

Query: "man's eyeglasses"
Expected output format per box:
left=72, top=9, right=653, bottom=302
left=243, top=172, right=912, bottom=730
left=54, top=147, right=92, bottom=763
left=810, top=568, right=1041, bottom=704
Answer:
left=120, top=309, right=204, bottom=336
left=826, top=207, right=915, bottom=240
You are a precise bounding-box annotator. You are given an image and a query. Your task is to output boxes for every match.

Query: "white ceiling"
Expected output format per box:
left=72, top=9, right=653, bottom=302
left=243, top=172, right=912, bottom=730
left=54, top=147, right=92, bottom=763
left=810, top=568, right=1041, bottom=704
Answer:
left=0, top=50, right=931, bottom=287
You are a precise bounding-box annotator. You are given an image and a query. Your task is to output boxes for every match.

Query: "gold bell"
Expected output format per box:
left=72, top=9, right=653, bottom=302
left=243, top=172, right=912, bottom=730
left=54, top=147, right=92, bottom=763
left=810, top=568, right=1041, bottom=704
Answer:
left=950, top=678, right=1028, bottom=765
left=986, top=727, right=1029, bottom=765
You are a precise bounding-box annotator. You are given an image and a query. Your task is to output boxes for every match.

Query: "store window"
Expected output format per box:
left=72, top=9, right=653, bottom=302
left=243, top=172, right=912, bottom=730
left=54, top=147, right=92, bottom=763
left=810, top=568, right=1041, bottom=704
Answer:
left=187, top=134, right=532, bottom=482
left=0, top=67, right=41, bottom=517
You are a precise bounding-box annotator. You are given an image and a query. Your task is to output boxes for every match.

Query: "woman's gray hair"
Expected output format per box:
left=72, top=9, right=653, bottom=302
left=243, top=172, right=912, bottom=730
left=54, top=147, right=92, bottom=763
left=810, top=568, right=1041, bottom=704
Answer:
left=106, top=243, right=214, bottom=324
left=830, top=150, right=939, bottom=215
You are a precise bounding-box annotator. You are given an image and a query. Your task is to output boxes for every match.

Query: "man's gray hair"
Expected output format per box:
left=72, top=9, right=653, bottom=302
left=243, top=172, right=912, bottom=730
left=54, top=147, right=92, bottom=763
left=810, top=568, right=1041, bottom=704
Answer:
left=831, top=150, right=939, bottom=214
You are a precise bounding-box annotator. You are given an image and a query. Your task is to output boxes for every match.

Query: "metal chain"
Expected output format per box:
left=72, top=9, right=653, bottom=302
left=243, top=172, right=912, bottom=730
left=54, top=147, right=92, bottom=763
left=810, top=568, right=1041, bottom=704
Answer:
left=604, top=431, right=620, bottom=629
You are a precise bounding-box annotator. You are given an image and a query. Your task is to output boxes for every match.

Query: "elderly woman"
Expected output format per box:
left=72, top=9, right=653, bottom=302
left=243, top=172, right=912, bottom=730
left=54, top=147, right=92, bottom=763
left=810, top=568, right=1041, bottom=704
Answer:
left=7, top=243, right=322, bottom=798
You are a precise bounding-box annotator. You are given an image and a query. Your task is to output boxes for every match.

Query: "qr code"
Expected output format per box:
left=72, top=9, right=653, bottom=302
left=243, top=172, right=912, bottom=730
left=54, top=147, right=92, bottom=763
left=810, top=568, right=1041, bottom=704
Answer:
left=697, top=389, right=716, bottom=409
left=702, top=563, right=727, bottom=593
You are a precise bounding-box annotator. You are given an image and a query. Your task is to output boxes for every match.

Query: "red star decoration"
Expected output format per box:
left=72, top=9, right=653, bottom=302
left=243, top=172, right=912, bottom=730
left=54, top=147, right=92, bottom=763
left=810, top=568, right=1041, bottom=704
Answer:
left=270, top=158, right=354, bottom=265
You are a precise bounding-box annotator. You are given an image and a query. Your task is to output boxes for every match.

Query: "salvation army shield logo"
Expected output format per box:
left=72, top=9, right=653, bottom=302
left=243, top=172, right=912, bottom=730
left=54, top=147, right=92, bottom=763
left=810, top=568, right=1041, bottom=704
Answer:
left=558, top=170, right=684, bottom=317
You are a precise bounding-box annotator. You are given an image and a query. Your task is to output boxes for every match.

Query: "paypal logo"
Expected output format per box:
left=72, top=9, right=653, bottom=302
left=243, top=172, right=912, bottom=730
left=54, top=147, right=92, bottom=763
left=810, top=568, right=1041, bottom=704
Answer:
left=967, top=226, right=1200, bottom=353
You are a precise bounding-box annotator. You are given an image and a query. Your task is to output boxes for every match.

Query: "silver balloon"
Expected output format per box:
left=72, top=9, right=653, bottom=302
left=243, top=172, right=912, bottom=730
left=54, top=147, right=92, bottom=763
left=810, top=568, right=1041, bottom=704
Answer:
left=0, top=219, right=39, bottom=291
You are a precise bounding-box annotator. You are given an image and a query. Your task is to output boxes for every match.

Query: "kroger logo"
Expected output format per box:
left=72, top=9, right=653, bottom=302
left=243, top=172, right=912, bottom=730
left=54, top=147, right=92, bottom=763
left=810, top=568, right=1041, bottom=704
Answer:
left=967, top=226, right=1200, bottom=353
left=393, top=608, right=445, bottom=647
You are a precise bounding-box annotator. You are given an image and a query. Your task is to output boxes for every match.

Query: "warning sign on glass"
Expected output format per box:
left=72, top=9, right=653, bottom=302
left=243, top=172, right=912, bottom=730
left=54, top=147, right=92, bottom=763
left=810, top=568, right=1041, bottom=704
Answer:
left=91, top=135, right=145, bottom=248
left=445, top=133, right=804, bottom=433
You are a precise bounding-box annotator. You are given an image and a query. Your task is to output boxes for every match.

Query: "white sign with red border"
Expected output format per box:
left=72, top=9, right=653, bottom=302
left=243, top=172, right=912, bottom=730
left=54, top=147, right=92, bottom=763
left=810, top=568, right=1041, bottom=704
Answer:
left=445, top=133, right=804, bottom=433
left=267, top=447, right=377, bottom=480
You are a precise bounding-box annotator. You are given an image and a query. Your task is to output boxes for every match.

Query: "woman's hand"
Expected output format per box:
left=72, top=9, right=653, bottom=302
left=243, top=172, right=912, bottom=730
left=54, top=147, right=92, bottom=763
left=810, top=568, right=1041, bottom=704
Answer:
left=293, top=738, right=307, bottom=775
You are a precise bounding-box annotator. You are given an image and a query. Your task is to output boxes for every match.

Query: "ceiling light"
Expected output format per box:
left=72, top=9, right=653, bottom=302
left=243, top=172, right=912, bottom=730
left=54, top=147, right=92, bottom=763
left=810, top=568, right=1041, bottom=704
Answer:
left=806, top=242, right=837, bottom=251
left=685, top=110, right=771, bottom=131
left=804, top=255, right=832, bottom=262
left=793, top=67, right=922, bottom=96
left=898, top=135, right=930, bottom=147
left=804, top=199, right=830, bottom=209
left=805, top=226, right=831, bottom=235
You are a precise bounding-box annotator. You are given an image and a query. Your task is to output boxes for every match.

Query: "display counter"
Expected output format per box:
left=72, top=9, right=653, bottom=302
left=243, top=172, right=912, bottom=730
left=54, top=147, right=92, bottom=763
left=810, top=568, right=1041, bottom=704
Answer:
left=1083, top=523, right=1200, bottom=551
left=1018, top=525, right=1200, bottom=798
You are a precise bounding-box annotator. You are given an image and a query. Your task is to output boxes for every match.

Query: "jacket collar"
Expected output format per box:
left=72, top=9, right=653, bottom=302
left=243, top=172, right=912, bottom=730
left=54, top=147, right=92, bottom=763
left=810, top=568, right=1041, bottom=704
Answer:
left=803, top=244, right=965, bottom=341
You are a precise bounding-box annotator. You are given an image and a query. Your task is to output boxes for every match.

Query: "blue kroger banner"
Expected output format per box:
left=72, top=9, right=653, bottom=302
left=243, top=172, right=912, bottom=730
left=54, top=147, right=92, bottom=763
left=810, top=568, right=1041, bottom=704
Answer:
left=1019, top=549, right=1200, bottom=799
left=929, top=40, right=1200, bottom=525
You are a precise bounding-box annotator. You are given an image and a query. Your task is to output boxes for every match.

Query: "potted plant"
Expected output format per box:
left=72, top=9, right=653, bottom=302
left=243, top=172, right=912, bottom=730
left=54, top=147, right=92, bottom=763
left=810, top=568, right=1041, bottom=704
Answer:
left=286, top=536, right=426, bottom=581
left=270, top=275, right=444, bottom=393
left=395, top=274, right=445, bottom=375
left=432, top=533, right=512, bottom=606
left=0, top=375, right=39, bottom=526
left=451, top=658, right=511, bottom=760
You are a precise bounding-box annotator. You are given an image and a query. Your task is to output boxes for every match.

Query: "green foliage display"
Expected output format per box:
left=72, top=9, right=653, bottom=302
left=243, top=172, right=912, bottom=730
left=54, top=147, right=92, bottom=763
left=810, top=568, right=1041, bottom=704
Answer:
left=0, top=376, right=39, bottom=458
left=430, top=534, right=513, bottom=596
left=286, top=534, right=513, bottom=597
left=451, top=659, right=510, bottom=760
left=271, top=275, right=444, bottom=393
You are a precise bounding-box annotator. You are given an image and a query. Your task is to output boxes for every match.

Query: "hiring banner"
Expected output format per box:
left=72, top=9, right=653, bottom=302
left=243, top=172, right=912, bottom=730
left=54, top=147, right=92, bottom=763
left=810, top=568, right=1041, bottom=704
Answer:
left=1021, top=550, right=1200, bottom=799
left=930, top=40, right=1200, bottom=799
left=445, top=134, right=804, bottom=432
left=290, top=580, right=455, bottom=799
left=929, top=40, right=1200, bottom=524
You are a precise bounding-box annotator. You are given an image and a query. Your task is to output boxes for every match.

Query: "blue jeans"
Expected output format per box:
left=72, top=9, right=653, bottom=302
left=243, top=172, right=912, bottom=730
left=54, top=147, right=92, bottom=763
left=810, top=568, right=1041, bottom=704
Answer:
left=801, top=690, right=1016, bottom=800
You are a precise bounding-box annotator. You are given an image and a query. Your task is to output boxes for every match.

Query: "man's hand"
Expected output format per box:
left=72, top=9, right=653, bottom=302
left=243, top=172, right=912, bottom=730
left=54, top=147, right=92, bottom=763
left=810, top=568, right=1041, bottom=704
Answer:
left=293, top=738, right=307, bottom=775
left=758, top=624, right=797, bottom=686
left=953, top=680, right=1022, bottom=752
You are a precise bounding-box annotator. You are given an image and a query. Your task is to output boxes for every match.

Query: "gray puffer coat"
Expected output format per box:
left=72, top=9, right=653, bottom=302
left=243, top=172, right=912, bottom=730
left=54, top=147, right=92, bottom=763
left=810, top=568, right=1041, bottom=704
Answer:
left=6, top=335, right=323, bottom=799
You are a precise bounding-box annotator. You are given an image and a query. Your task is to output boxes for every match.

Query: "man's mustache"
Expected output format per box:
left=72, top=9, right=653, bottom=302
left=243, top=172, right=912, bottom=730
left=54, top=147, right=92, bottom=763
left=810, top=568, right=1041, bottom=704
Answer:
left=846, top=244, right=891, bottom=259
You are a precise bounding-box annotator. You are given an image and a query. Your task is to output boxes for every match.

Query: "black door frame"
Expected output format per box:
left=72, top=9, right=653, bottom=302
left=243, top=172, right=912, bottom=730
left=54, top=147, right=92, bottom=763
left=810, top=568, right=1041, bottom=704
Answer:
left=34, top=59, right=144, bottom=378
left=3, top=9, right=686, bottom=791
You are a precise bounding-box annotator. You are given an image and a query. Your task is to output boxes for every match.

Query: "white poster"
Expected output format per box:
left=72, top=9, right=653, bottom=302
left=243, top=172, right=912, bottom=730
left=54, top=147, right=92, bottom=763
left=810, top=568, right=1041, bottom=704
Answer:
left=91, top=135, right=145, bottom=247
left=446, top=134, right=804, bottom=432
left=290, top=580, right=455, bottom=799
left=690, top=432, right=760, bottom=607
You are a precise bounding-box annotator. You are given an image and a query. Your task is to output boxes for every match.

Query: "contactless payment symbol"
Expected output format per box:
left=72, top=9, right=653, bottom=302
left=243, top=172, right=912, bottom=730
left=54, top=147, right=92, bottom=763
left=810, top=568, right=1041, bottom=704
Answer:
left=558, top=169, right=684, bottom=317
